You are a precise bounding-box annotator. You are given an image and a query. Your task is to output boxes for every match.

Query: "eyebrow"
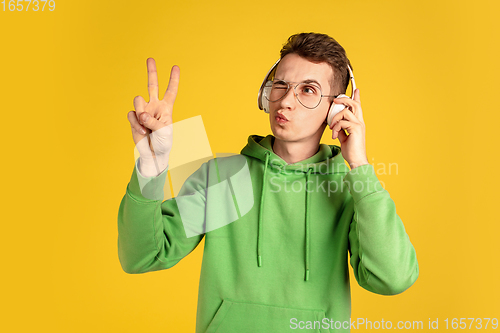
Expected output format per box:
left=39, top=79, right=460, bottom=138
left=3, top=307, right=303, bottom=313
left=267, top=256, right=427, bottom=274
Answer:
left=302, top=79, right=322, bottom=88
left=274, top=78, right=322, bottom=88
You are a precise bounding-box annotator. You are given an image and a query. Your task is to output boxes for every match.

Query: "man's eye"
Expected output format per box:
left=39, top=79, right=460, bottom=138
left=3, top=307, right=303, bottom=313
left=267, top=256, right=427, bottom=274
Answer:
left=273, top=82, right=288, bottom=89
left=302, top=85, right=317, bottom=94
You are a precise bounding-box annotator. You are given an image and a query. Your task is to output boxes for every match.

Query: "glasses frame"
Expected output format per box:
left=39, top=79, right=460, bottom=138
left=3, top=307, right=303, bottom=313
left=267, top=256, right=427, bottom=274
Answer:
left=258, top=59, right=356, bottom=113
left=265, top=79, right=338, bottom=110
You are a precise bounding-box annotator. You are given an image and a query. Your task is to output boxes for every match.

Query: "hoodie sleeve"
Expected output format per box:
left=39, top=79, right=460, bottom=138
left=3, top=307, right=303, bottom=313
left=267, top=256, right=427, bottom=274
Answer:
left=344, top=164, right=419, bottom=295
left=117, top=158, right=207, bottom=274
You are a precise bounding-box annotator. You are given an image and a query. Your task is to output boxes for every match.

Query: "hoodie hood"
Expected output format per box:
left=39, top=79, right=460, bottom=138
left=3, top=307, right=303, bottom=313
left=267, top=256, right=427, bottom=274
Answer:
left=240, top=135, right=349, bottom=281
left=240, top=135, right=349, bottom=174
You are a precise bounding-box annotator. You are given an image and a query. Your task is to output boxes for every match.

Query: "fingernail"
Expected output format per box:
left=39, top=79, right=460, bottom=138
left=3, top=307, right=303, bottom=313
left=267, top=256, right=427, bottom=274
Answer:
left=140, top=128, right=146, bottom=134
left=142, top=114, right=149, bottom=123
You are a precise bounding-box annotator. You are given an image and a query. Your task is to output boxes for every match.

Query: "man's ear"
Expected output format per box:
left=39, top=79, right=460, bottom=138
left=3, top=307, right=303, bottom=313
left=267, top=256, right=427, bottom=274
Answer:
left=323, top=101, right=333, bottom=126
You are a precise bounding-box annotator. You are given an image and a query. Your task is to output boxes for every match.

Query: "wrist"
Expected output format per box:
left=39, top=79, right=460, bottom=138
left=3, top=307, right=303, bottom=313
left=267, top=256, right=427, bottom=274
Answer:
left=140, top=150, right=169, bottom=163
left=139, top=154, right=169, bottom=178
left=348, top=160, right=369, bottom=170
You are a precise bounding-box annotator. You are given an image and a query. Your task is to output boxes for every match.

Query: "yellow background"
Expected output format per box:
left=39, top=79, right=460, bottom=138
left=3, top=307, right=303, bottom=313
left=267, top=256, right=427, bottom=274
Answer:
left=1, top=0, right=499, bottom=331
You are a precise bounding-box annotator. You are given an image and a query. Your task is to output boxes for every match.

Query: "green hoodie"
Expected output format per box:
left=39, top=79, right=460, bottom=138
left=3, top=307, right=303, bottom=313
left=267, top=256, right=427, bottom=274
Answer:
left=118, top=134, right=419, bottom=333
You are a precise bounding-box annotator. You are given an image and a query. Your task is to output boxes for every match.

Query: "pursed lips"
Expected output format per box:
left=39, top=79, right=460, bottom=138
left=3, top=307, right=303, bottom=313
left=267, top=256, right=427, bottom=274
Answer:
left=275, top=113, right=289, bottom=122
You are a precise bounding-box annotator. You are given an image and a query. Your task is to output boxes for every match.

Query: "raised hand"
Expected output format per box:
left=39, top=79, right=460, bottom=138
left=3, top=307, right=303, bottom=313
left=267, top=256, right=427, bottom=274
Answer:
left=127, top=58, right=179, bottom=176
left=329, top=89, right=369, bottom=169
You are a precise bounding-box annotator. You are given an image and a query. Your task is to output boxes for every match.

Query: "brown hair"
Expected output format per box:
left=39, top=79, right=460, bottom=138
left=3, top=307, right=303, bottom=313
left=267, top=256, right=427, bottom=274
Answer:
left=280, top=32, right=352, bottom=96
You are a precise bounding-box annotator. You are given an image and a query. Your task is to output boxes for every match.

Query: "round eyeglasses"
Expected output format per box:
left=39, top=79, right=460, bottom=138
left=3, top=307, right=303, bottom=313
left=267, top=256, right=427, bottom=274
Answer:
left=264, top=79, right=337, bottom=109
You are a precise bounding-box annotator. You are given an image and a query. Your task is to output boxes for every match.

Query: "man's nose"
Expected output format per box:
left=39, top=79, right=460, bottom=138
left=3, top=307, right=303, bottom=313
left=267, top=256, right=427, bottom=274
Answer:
left=279, top=86, right=297, bottom=109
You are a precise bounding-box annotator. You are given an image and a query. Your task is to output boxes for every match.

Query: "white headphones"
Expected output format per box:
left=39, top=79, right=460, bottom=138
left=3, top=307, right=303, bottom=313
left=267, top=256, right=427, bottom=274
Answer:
left=257, top=59, right=356, bottom=127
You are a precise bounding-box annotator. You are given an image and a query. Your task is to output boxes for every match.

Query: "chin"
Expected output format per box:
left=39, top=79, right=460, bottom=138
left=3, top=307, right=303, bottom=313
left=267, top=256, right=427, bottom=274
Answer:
left=270, top=120, right=291, bottom=140
left=271, top=125, right=301, bottom=143
left=271, top=123, right=325, bottom=145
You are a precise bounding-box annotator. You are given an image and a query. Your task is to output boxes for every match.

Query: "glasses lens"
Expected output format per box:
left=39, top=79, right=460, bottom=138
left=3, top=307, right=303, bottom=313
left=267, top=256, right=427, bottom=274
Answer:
left=296, top=83, right=321, bottom=108
left=268, top=81, right=289, bottom=102
left=266, top=80, right=322, bottom=108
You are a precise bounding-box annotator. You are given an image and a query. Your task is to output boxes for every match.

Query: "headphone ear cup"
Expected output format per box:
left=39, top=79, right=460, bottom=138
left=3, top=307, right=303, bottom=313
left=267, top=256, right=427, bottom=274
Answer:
left=263, top=99, right=270, bottom=113
left=258, top=59, right=280, bottom=112
left=326, top=94, right=349, bottom=126
left=262, top=83, right=272, bottom=113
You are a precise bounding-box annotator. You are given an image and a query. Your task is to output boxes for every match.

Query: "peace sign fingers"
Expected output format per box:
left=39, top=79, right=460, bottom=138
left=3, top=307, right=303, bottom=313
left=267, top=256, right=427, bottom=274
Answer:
left=147, top=58, right=159, bottom=101
left=163, top=65, right=180, bottom=107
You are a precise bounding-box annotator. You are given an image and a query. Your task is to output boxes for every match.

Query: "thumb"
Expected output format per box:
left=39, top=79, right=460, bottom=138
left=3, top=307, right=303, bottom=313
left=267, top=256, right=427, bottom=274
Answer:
left=140, top=112, right=164, bottom=132
left=353, top=88, right=361, bottom=102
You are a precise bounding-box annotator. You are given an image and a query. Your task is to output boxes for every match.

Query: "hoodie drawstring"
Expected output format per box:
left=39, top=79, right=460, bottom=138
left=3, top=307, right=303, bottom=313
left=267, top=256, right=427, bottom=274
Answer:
left=305, top=167, right=312, bottom=281
left=257, top=151, right=270, bottom=267
left=257, top=153, right=312, bottom=282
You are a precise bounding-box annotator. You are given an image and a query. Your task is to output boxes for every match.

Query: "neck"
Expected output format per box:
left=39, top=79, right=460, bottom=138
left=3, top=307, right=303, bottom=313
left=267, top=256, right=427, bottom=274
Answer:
left=272, top=137, right=321, bottom=164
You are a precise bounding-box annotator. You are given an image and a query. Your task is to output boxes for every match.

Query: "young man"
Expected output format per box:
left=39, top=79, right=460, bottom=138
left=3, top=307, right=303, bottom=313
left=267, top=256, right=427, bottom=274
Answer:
left=118, top=33, right=419, bottom=332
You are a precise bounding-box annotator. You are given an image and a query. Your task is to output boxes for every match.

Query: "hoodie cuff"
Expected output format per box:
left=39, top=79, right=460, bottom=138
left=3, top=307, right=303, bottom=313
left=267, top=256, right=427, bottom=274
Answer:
left=127, top=158, right=169, bottom=201
left=342, top=164, right=384, bottom=203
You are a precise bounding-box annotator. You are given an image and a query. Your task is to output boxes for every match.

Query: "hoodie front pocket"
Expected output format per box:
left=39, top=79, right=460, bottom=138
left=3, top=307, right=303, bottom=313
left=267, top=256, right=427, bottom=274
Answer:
left=204, top=299, right=331, bottom=333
